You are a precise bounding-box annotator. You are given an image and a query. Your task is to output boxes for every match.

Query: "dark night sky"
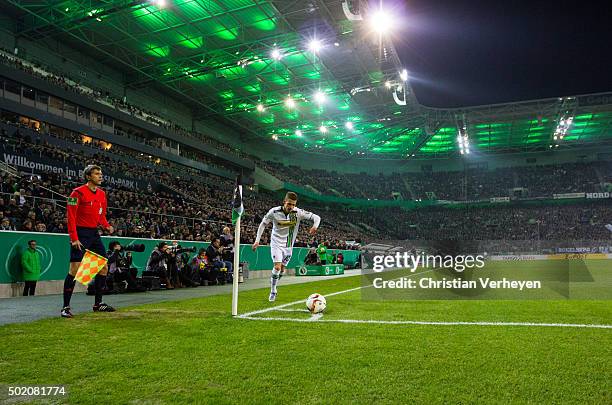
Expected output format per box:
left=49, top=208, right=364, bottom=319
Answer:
left=391, top=0, right=612, bottom=107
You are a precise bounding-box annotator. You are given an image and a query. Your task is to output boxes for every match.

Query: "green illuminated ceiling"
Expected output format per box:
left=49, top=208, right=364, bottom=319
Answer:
left=4, top=1, right=612, bottom=158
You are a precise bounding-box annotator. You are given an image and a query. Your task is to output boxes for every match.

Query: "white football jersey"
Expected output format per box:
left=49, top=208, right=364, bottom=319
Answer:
left=257, top=206, right=320, bottom=249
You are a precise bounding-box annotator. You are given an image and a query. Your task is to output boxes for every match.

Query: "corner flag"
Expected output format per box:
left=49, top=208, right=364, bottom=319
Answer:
left=232, top=175, right=243, bottom=225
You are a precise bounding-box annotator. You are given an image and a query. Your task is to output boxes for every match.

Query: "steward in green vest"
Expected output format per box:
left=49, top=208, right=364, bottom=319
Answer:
left=21, top=240, right=42, bottom=296
left=316, top=243, right=328, bottom=265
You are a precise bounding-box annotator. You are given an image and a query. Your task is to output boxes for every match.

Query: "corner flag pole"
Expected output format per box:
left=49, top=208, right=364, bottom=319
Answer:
left=231, top=174, right=243, bottom=317
left=231, top=216, right=241, bottom=316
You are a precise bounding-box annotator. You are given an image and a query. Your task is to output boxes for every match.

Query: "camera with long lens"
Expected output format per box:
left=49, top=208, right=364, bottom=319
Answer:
left=115, top=244, right=145, bottom=268
left=167, top=245, right=197, bottom=255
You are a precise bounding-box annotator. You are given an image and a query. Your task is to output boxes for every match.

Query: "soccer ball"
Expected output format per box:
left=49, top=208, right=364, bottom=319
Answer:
left=306, top=293, right=326, bottom=314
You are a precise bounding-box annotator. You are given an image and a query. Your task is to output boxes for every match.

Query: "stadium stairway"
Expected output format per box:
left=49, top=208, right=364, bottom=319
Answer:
left=304, top=184, right=322, bottom=195
left=402, top=178, right=417, bottom=200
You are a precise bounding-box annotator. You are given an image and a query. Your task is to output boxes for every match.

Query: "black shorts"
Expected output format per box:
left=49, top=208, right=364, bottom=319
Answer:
left=70, top=227, right=107, bottom=263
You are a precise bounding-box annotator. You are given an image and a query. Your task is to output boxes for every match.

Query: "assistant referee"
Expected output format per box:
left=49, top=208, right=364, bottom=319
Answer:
left=61, top=164, right=115, bottom=318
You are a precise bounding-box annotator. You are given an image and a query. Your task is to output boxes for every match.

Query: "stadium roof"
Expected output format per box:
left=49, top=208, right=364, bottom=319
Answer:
left=2, top=1, right=612, bottom=159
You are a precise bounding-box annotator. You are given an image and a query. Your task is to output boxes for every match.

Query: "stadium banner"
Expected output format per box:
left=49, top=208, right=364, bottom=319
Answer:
left=359, top=240, right=611, bottom=301
left=296, top=264, right=345, bottom=276
left=556, top=246, right=611, bottom=253
left=1, top=149, right=148, bottom=190
left=586, top=192, right=611, bottom=199
left=553, top=192, right=585, bottom=199
left=0, top=231, right=360, bottom=283
left=489, top=255, right=547, bottom=261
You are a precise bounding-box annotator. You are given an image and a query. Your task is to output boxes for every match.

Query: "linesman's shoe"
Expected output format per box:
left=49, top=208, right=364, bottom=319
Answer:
left=268, top=292, right=277, bottom=302
left=93, top=302, right=116, bottom=312
left=60, top=306, right=73, bottom=318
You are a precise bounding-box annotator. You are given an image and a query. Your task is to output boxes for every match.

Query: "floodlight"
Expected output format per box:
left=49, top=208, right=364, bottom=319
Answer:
left=370, top=9, right=393, bottom=34
left=309, top=39, right=322, bottom=53
left=314, top=91, right=326, bottom=104
left=271, top=48, right=282, bottom=60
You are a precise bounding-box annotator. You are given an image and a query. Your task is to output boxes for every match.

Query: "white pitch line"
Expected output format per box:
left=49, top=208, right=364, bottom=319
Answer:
left=236, top=269, right=612, bottom=329
left=276, top=308, right=311, bottom=313
left=237, top=269, right=433, bottom=319
left=237, top=283, right=366, bottom=318
left=239, top=316, right=612, bottom=329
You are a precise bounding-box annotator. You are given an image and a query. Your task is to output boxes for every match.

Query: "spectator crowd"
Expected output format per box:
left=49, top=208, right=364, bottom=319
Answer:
left=262, top=160, right=610, bottom=201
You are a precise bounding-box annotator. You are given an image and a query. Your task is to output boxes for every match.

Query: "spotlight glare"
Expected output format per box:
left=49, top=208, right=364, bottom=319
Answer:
left=385, top=81, right=391, bottom=89
left=271, top=48, right=281, bottom=60
left=314, top=91, right=326, bottom=104
left=153, top=0, right=166, bottom=7
left=295, top=130, right=303, bottom=137
left=285, top=97, right=295, bottom=108
left=309, top=39, right=322, bottom=53
left=319, top=125, right=327, bottom=133
left=370, top=9, right=393, bottom=34
left=345, top=121, right=354, bottom=130
left=256, top=104, right=264, bottom=112
left=400, top=69, right=409, bottom=81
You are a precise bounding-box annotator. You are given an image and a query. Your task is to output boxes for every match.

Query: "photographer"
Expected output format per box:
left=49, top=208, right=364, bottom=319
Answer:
left=107, top=241, right=145, bottom=293
left=167, top=242, right=197, bottom=288
left=206, top=238, right=233, bottom=284
left=175, top=251, right=198, bottom=288
left=145, top=242, right=174, bottom=289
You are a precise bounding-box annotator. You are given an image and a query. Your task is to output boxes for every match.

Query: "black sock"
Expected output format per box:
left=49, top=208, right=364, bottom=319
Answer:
left=63, top=274, right=76, bottom=307
left=94, top=274, right=106, bottom=305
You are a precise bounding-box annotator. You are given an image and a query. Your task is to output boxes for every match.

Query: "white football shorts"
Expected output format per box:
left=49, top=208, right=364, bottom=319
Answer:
left=271, top=246, right=293, bottom=266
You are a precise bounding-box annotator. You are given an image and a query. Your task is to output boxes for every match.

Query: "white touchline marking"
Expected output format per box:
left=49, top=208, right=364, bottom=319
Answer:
left=238, top=316, right=612, bottom=329
left=276, top=308, right=311, bottom=313
left=237, top=269, right=612, bottom=329
left=237, top=269, right=433, bottom=319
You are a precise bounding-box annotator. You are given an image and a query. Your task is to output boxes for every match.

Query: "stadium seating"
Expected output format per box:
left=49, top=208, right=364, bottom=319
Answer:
left=0, top=121, right=363, bottom=247
left=0, top=49, right=248, bottom=160
left=262, top=160, right=610, bottom=201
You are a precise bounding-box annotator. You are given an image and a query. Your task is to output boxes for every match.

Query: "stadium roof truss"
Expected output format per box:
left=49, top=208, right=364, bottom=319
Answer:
left=2, top=0, right=612, bottom=159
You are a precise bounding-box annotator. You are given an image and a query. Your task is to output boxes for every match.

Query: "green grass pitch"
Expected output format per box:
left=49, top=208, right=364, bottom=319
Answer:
left=1, top=269, right=610, bottom=404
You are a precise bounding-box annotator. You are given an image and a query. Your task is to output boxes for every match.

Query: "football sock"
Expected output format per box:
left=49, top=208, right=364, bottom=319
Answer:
left=94, top=274, right=107, bottom=306
left=63, top=274, right=76, bottom=307
left=270, top=269, right=280, bottom=294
